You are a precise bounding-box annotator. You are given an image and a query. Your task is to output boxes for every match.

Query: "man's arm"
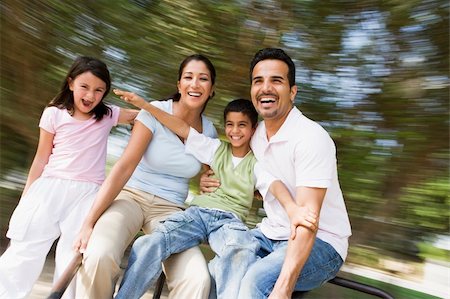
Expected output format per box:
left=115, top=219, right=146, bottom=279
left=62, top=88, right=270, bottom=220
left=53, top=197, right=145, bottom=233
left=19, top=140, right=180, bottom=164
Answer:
left=268, top=180, right=318, bottom=239
left=269, top=186, right=326, bottom=299
left=199, top=168, right=220, bottom=193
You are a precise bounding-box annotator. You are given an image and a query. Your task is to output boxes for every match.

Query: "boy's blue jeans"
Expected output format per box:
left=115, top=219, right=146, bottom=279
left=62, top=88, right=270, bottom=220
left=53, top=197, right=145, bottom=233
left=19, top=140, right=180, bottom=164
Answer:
left=237, top=228, right=343, bottom=299
left=115, top=206, right=259, bottom=299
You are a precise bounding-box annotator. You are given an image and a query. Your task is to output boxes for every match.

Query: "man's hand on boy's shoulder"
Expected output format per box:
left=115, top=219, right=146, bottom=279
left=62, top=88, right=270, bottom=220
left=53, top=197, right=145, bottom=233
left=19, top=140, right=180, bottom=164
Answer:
left=199, top=169, right=220, bottom=193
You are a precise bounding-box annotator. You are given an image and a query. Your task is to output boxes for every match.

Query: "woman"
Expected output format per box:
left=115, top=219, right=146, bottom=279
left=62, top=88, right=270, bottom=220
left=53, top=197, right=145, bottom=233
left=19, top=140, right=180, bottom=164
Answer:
left=73, top=54, right=217, bottom=299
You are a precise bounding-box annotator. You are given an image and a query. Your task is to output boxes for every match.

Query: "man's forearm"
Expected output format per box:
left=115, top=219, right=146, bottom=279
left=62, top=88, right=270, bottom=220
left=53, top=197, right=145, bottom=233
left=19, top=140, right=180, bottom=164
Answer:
left=271, top=226, right=316, bottom=297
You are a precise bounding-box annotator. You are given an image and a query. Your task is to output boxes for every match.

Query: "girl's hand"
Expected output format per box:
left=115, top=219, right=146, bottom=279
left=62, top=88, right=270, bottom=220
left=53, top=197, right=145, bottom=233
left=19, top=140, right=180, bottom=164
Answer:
left=113, top=89, right=147, bottom=109
left=288, top=205, right=318, bottom=240
left=73, top=226, right=94, bottom=253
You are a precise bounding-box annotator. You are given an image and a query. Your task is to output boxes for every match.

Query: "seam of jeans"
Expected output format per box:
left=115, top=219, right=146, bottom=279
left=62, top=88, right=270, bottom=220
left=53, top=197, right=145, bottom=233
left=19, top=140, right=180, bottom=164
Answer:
left=299, top=249, right=342, bottom=282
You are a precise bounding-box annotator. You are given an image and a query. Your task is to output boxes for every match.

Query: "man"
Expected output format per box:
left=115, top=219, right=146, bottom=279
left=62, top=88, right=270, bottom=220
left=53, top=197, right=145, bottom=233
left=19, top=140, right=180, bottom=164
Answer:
left=201, top=48, right=351, bottom=298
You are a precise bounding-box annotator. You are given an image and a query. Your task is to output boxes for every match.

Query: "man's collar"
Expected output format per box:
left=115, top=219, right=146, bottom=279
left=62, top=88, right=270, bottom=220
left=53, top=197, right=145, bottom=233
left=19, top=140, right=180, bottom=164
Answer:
left=258, top=107, right=302, bottom=142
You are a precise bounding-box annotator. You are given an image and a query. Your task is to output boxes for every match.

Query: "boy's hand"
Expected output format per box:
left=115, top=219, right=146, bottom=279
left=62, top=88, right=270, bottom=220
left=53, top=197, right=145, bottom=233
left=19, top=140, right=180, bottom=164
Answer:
left=113, top=89, right=147, bottom=109
left=288, top=205, right=318, bottom=239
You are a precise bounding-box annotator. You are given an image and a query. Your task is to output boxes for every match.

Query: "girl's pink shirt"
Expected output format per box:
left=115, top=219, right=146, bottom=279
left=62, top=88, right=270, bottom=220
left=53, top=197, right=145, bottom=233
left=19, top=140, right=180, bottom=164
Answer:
left=38, top=105, right=120, bottom=185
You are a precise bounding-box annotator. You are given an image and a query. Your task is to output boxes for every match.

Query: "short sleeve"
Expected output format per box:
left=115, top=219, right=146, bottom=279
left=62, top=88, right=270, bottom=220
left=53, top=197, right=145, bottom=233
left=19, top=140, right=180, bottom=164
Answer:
left=135, top=101, right=164, bottom=133
left=185, top=127, right=220, bottom=165
left=39, top=107, right=56, bottom=134
left=295, top=133, right=335, bottom=188
left=201, top=116, right=218, bottom=138
left=254, top=161, right=277, bottom=198
left=109, top=104, right=121, bottom=126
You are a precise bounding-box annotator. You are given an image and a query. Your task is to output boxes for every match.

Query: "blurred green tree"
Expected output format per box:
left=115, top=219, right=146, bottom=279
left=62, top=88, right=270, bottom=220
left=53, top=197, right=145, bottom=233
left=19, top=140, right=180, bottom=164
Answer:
left=1, top=0, right=448, bottom=264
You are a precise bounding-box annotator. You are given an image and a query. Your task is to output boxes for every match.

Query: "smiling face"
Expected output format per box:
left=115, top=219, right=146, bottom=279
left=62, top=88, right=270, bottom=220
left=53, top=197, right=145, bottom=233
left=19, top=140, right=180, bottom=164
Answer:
left=177, top=60, right=214, bottom=111
left=69, top=71, right=107, bottom=120
left=225, top=111, right=255, bottom=157
left=250, top=59, right=297, bottom=122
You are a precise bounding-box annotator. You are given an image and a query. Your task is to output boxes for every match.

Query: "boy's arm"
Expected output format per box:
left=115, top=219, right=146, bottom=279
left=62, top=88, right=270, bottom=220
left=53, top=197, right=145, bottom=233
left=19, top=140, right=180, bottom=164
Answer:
left=114, top=89, right=190, bottom=139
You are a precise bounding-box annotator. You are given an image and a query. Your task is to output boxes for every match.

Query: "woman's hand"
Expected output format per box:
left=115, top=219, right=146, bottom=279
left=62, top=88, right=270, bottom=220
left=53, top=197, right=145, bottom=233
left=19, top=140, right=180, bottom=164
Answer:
left=114, top=89, right=147, bottom=109
left=73, top=225, right=94, bottom=253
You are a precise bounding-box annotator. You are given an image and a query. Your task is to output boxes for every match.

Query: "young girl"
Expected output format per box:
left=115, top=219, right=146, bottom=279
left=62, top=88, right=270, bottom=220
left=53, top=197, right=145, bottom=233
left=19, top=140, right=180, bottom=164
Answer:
left=0, top=56, right=137, bottom=299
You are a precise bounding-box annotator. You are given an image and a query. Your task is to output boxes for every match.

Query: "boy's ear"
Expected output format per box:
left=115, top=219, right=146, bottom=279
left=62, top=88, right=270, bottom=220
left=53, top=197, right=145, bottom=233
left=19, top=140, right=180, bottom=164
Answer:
left=251, top=124, right=257, bottom=135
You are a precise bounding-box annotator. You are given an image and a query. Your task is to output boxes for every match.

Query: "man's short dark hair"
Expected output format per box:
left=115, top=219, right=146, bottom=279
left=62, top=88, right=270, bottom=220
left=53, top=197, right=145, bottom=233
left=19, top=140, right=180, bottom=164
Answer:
left=223, top=99, right=258, bottom=128
left=249, top=48, right=296, bottom=87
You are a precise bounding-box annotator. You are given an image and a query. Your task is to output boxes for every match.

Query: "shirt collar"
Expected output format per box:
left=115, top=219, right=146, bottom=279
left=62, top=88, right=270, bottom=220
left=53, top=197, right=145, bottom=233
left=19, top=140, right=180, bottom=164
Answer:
left=257, top=107, right=302, bottom=143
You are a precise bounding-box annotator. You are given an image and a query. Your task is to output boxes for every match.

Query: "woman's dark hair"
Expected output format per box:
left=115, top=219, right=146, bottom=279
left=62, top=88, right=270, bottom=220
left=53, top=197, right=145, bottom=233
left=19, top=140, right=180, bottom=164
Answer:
left=249, top=48, right=296, bottom=87
left=49, top=56, right=112, bottom=120
left=223, top=98, right=258, bottom=128
left=165, top=54, right=216, bottom=111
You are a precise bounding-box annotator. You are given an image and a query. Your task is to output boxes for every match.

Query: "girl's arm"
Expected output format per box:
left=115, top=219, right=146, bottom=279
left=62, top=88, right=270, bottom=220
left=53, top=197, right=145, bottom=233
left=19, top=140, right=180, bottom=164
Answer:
left=118, top=108, right=139, bottom=125
left=22, top=129, right=54, bottom=196
left=113, top=89, right=190, bottom=139
left=268, top=180, right=318, bottom=239
left=73, top=121, right=152, bottom=252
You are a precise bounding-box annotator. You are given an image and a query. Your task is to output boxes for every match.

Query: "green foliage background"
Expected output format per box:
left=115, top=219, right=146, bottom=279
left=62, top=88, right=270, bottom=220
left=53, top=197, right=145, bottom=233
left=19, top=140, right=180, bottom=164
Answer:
left=1, top=0, right=448, bottom=278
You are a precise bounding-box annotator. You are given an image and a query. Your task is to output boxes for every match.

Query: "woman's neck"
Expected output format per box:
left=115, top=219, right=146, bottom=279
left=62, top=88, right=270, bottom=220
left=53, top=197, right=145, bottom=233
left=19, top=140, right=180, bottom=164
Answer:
left=172, top=100, right=203, bottom=132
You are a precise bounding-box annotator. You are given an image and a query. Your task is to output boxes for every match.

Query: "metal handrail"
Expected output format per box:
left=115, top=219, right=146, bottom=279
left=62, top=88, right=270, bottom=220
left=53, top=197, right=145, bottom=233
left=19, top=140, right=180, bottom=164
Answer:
left=46, top=252, right=83, bottom=299
left=328, top=276, right=395, bottom=299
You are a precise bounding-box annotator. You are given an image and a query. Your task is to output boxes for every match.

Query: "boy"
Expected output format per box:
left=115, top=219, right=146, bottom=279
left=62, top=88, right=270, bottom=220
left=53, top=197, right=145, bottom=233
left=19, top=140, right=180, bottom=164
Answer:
left=113, top=90, right=317, bottom=299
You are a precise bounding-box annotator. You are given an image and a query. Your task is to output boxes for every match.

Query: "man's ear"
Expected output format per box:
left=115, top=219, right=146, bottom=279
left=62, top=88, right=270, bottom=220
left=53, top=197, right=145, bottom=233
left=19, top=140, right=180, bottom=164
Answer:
left=290, top=85, right=298, bottom=103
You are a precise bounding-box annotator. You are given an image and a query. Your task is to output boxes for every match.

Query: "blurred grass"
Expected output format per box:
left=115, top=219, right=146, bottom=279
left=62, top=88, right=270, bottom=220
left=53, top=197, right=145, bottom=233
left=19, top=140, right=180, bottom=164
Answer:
left=302, top=273, right=442, bottom=299
left=418, top=242, right=450, bottom=262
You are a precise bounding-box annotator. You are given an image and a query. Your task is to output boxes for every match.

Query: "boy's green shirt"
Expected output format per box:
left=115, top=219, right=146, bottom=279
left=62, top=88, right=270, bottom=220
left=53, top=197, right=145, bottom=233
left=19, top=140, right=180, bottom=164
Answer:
left=190, top=142, right=256, bottom=221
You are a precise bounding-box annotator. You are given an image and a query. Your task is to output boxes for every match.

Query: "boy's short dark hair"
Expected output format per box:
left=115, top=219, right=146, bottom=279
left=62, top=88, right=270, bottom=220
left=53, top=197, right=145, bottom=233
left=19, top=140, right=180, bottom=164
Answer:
left=223, top=99, right=258, bottom=128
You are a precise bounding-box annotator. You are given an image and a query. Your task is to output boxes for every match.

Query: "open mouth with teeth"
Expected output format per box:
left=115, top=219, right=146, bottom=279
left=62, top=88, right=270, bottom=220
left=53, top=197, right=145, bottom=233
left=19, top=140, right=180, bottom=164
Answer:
left=81, top=99, right=93, bottom=107
left=260, top=99, right=275, bottom=104
left=188, top=92, right=202, bottom=97
left=230, top=136, right=243, bottom=140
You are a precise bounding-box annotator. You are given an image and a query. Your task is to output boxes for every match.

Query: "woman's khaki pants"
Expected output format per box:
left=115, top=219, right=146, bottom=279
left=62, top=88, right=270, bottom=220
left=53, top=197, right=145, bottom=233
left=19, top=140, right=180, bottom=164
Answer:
left=76, top=187, right=210, bottom=299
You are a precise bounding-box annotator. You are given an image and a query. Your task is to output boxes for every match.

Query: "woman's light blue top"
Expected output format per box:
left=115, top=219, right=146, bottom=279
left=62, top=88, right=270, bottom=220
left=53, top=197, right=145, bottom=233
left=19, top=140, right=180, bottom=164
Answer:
left=126, top=100, right=217, bottom=205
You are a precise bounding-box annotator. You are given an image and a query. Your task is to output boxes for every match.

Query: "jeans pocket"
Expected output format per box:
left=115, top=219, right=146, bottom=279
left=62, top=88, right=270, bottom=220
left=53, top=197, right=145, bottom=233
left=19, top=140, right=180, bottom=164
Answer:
left=222, top=221, right=259, bottom=252
left=156, top=210, right=195, bottom=233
